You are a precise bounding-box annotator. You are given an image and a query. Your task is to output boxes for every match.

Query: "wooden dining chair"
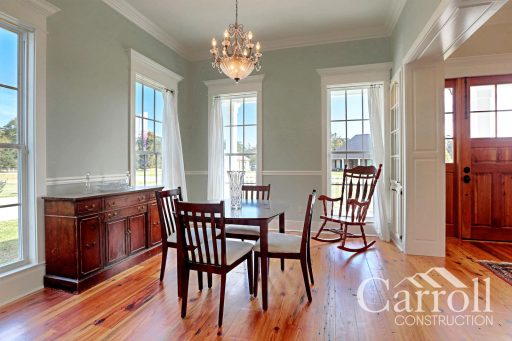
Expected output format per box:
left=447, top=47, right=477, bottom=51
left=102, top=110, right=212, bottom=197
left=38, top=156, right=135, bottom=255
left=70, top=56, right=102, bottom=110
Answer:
left=155, top=188, right=213, bottom=297
left=253, top=190, right=316, bottom=303
left=313, top=164, right=382, bottom=252
left=174, top=200, right=254, bottom=327
left=225, top=184, right=271, bottom=241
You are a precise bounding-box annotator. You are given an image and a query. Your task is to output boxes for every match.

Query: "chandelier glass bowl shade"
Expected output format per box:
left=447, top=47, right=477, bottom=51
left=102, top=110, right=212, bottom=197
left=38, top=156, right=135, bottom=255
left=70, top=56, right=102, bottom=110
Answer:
left=210, top=0, right=262, bottom=82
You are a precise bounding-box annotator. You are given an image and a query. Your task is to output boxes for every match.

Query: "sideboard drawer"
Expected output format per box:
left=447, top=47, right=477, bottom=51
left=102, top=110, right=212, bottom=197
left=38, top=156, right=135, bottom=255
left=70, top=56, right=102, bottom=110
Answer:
left=103, top=204, right=147, bottom=222
left=77, top=199, right=101, bottom=215
left=104, top=192, right=148, bottom=210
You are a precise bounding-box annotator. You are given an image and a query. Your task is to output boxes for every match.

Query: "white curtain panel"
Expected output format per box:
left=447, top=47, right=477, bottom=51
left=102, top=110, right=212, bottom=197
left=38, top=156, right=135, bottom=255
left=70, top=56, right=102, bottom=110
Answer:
left=368, top=86, right=390, bottom=241
left=162, top=91, right=188, bottom=200
left=207, top=97, right=224, bottom=200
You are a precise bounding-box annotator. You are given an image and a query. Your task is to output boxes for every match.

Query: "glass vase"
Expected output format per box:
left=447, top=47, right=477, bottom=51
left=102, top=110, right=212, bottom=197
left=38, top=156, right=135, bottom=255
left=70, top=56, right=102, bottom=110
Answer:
left=228, top=171, right=245, bottom=209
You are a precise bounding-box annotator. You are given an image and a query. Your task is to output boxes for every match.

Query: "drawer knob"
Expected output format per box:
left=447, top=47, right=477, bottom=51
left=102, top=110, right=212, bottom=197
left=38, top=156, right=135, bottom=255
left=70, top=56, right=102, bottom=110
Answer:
left=85, top=204, right=96, bottom=211
left=138, top=195, right=145, bottom=202
left=107, top=212, right=118, bottom=218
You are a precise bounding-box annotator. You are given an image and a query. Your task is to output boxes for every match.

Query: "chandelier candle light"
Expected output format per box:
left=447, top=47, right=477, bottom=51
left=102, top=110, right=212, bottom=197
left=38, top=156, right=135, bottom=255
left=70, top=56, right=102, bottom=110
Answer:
left=210, top=0, right=262, bottom=82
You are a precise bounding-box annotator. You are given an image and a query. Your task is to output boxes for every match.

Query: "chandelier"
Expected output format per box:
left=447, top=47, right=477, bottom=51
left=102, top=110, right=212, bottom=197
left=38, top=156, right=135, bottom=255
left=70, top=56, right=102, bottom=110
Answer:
left=210, top=0, right=262, bottom=82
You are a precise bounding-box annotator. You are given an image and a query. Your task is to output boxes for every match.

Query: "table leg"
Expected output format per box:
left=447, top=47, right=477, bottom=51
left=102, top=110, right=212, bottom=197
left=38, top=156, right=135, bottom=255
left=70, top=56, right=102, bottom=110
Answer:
left=279, top=213, right=285, bottom=271
left=260, top=220, right=269, bottom=311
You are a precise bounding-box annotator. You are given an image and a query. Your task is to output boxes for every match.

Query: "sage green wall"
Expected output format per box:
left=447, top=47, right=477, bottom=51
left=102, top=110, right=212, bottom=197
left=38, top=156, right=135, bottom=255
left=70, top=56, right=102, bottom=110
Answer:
left=184, top=38, right=391, bottom=220
left=46, top=0, right=191, bottom=181
left=391, top=0, right=441, bottom=73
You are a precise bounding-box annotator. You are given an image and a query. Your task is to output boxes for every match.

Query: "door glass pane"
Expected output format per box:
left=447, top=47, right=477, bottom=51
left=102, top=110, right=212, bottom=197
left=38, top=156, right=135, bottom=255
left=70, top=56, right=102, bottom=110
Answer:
left=444, top=88, right=454, bottom=113
left=445, top=139, right=454, bottom=163
left=497, top=111, right=512, bottom=137
left=155, top=91, right=164, bottom=122
left=0, top=87, right=18, bottom=144
left=497, top=84, right=512, bottom=110
left=143, top=85, right=154, bottom=119
left=346, top=89, right=362, bottom=120
left=445, top=113, right=454, bottom=138
left=470, top=85, right=495, bottom=111
left=471, top=111, right=495, bottom=138
left=244, top=97, right=257, bottom=125
left=0, top=27, right=18, bottom=88
left=330, top=90, right=346, bottom=121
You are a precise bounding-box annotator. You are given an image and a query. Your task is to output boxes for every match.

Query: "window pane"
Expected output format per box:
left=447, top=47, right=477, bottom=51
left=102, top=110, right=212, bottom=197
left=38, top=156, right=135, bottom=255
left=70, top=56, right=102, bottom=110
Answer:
left=470, top=85, right=495, bottom=112
left=0, top=148, right=19, bottom=203
left=135, top=82, right=142, bottom=117
left=230, top=125, right=243, bottom=153
left=223, top=126, right=230, bottom=154
left=497, top=84, right=512, bottom=110
left=0, top=207, right=20, bottom=266
left=444, top=88, right=454, bottom=113
left=231, top=98, right=243, bottom=125
left=331, top=121, right=346, bottom=151
left=143, top=85, right=155, bottom=119
left=156, top=154, right=162, bottom=186
left=244, top=97, right=257, bottom=125
left=221, top=99, right=230, bottom=125
left=244, top=126, right=257, bottom=153
left=0, top=27, right=18, bottom=88
left=0, top=87, right=18, bottom=144
left=445, top=139, right=454, bottom=163
left=135, top=117, right=143, bottom=152
left=230, top=155, right=243, bottom=171
left=135, top=153, right=145, bottom=185
left=155, top=122, right=162, bottom=153
left=155, top=90, right=164, bottom=122
left=144, top=119, right=155, bottom=152
left=330, top=90, right=346, bottom=121
left=346, top=89, right=362, bottom=120
left=362, top=89, right=369, bottom=119
left=471, top=111, right=495, bottom=138
left=346, top=120, right=363, bottom=147
left=497, top=111, right=512, bottom=137
left=445, top=113, right=454, bottom=138
left=145, top=156, right=157, bottom=186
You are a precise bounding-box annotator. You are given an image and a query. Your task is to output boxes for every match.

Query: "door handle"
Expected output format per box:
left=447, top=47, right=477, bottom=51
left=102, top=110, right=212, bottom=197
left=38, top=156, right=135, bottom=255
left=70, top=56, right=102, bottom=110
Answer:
left=463, top=175, right=471, bottom=184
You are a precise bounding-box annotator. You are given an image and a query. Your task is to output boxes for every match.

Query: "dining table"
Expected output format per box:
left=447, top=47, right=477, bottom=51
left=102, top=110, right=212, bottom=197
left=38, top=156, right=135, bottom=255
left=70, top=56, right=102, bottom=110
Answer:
left=224, top=199, right=288, bottom=311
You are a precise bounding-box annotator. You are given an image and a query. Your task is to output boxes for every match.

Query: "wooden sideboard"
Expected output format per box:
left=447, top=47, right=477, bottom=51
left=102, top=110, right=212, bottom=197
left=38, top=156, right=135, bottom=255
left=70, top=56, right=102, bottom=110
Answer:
left=43, top=186, right=163, bottom=293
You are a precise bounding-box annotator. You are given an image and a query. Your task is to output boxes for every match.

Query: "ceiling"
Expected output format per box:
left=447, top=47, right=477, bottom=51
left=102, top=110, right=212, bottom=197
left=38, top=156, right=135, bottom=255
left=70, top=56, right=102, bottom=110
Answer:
left=103, top=0, right=407, bottom=60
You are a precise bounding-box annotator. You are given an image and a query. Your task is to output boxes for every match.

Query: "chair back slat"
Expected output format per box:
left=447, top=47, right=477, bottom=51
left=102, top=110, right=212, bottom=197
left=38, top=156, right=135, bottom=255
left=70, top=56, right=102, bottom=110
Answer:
left=301, top=190, right=317, bottom=254
left=242, top=184, right=271, bottom=200
left=155, top=188, right=183, bottom=244
left=174, top=200, right=226, bottom=267
left=340, top=165, right=382, bottom=222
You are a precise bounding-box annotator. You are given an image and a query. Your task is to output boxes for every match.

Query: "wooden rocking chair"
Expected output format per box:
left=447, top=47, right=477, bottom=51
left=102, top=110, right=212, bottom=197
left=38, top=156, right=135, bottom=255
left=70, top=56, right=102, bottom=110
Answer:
left=313, top=164, right=382, bottom=252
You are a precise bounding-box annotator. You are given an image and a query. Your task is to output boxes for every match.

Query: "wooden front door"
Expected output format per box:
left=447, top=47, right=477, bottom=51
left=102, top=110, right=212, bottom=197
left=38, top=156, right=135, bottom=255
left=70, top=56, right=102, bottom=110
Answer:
left=458, top=75, right=512, bottom=241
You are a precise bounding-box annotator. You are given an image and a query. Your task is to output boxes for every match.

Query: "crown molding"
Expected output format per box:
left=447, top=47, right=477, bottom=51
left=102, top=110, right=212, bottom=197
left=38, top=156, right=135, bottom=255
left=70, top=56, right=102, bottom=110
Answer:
left=25, top=0, right=61, bottom=17
left=385, top=0, right=407, bottom=35
left=317, top=62, right=393, bottom=77
left=445, top=52, right=512, bottom=78
left=102, top=0, right=193, bottom=59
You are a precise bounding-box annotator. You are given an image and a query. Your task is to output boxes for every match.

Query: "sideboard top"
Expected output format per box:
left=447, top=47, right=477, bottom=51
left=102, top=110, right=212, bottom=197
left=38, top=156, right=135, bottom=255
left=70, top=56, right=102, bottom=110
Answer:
left=43, top=185, right=164, bottom=201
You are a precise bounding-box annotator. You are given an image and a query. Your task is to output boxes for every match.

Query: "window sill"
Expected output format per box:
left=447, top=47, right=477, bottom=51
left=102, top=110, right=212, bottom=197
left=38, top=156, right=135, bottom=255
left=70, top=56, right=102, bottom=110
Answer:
left=0, top=261, right=45, bottom=279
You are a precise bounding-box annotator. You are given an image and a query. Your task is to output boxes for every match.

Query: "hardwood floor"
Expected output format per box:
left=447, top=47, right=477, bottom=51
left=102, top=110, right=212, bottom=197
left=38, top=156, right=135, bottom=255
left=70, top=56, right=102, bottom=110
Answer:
left=1, top=237, right=512, bottom=340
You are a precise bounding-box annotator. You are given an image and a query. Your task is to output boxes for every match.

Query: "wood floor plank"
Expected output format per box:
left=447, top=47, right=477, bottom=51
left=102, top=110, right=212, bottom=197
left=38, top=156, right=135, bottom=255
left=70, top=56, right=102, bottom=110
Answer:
left=1, top=238, right=512, bottom=340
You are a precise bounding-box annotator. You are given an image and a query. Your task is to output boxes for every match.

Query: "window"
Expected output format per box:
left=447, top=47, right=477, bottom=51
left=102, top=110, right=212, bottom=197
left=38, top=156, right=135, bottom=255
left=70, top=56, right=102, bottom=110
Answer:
left=444, top=87, right=455, bottom=163
left=470, top=83, right=512, bottom=138
left=134, top=81, right=164, bottom=186
left=0, top=23, right=28, bottom=269
left=328, top=87, right=373, bottom=216
left=221, top=94, right=258, bottom=197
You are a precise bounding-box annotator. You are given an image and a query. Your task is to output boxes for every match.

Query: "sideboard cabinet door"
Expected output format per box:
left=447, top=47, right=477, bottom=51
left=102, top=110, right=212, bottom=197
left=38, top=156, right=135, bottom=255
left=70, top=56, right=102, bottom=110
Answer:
left=129, top=213, right=147, bottom=254
left=79, top=215, right=102, bottom=276
left=149, top=202, right=162, bottom=246
left=106, top=219, right=128, bottom=264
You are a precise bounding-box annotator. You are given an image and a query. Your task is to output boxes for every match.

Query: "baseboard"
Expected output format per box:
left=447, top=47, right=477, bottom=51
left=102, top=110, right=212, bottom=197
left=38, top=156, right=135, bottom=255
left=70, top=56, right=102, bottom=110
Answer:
left=0, top=263, right=45, bottom=307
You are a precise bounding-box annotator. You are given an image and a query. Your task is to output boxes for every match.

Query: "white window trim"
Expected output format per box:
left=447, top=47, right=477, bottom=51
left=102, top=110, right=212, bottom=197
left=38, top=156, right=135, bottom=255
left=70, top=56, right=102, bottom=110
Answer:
left=129, top=49, right=183, bottom=185
left=0, top=0, right=59, bottom=306
left=204, top=75, right=264, bottom=186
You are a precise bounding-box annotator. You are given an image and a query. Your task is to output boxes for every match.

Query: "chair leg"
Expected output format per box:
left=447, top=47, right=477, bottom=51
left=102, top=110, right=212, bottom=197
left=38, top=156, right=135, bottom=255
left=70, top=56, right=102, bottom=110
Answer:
left=306, top=249, right=314, bottom=285
left=177, top=260, right=182, bottom=298
left=218, top=274, right=227, bottom=327
left=197, top=271, right=203, bottom=291
left=281, top=258, right=285, bottom=271
left=181, top=268, right=190, bottom=318
left=207, top=273, right=213, bottom=289
left=300, top=257, right=312, bottom=302
left=159, top=246, right=168, bottom=282
left=247, top=253, right=254, bottom=295
left=253, top=253, right=259, bottom=297
left=313, top=219, right=327, bottom=239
